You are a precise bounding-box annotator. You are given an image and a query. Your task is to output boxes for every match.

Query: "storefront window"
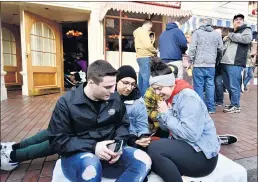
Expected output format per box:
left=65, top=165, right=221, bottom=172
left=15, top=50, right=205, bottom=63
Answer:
left=105, top=18, right=120, bottom=51
left=30, top=22, right=56, bottom=67
left=105, top=10, right=162, bottom=68
left=2, top=28, right=17, bottom=66
left=122, top=20, right=142, bottom=52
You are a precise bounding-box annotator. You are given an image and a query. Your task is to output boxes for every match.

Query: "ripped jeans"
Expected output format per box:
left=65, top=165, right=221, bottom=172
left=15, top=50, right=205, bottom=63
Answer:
left=61, top=147, right=151, bottom=182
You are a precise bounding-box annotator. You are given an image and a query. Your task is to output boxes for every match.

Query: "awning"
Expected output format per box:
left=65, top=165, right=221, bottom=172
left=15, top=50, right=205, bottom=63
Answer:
left=181, top=16, right=234, bottom=33
left=99, top=2, right=192, bottom=23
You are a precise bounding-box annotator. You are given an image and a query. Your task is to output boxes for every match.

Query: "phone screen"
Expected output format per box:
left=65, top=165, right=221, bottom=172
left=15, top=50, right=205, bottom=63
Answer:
left=107, top=140, right=123, bottom=153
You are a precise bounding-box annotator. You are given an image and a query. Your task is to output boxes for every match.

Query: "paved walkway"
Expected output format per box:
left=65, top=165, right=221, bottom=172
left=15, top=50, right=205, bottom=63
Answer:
left=1, top=86, right=257, bottom=182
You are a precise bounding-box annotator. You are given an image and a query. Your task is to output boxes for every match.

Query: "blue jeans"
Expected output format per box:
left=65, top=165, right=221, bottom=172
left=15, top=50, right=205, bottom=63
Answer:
left=61, top=147, right=151, bottom=182
left=193, top=67, right=215, bottom=112
left=137, top=57, right=151, bottom=97
left=215, top=75, right=224, bottom=104
left=243, top=67, right=254, bottom=90
left=222, top=65, right=243, bottom=107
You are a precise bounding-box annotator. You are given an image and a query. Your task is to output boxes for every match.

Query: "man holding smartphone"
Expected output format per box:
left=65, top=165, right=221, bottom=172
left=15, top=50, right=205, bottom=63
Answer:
left=48, top=60, right=151, bottom=182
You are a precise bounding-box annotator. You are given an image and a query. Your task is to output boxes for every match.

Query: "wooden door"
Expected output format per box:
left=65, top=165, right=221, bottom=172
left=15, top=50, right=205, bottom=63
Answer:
left=2, top=23, right=22, bottom=88
left=24, top=11, right=63, bottom=96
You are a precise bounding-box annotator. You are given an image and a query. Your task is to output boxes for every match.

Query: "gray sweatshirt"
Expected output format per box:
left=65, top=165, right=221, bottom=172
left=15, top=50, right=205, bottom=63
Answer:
left=188, top=24, right=223, bottom=67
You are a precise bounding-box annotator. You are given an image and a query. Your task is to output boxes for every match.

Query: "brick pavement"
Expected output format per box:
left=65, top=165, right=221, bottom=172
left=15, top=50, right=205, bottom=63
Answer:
left=1, top=86, right=257, bottom=181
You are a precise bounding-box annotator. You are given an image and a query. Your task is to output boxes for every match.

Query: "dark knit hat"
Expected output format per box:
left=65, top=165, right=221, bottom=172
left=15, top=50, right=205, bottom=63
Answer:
left=116, top=65, right=137, bottom=83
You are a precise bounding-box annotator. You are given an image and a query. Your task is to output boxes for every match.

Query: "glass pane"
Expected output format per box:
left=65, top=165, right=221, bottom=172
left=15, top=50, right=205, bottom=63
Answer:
left=49, top=28, right=54, bottom=39
left=11, top=55, right=17, bottom=66
left=3, top=41, right=11, bottom=53
left=11, top=42, right=16, bottom=54
left=122, top=20, right=143, bottom=52
left=49, top=39, right=53, bottom=53
left=52, top=40, right=56, bottom=53
left=122, top=11, right=148, bottom=19
left=43, top=38, right=50, bottom=52
left=35, top=22, right=43, bottom=36
left=105, top=18, right=120, bottom=51
left=33, top=52, right=43, bottom=66
left=2, top=28, right=10, bottom=41
left=52, top=54, right=56, bottom=66
left=43, top=23, right=49, bottom=38
left=37, top=37, right=43, bottom=51
left=44, top=53, right=51, bottom=66
left=3, top=54, right=10, bottom=66
left=31, top=35, right=36, bottom=50
left=10, top=34, right=15, bottom=41
left=31, top=51, right=36, bottom=66
left=106, top=9, right=120, bottom=16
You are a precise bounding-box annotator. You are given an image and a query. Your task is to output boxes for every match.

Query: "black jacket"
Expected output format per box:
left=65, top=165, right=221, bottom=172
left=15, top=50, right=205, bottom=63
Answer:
left=47, top=83, right=130, bottom=157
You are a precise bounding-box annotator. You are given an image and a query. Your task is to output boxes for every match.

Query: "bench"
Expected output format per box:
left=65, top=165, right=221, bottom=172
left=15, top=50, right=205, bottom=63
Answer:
left=52, top=154, right=247, bottom=182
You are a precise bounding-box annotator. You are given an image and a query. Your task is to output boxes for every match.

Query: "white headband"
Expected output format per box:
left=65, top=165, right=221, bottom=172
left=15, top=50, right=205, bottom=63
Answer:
left=149, top=73, right=175, bottom=86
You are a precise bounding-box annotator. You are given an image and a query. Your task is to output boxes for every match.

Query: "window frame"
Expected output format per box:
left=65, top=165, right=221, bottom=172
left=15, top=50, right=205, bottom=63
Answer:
left=30, top=22, right=56, bottom=67
left=2, top=27, right=17, bottom=67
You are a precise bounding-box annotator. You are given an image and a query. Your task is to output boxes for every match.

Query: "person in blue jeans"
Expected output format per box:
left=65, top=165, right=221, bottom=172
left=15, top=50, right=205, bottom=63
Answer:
left=48, top=60, right=151, bottom=182
left=220, top=14, right=252, bottom=113
left=243, top=66, right=255, bottom=91
left=133, top=19, right=157, bottom=96
left=188, top=19, right=223, bottom=113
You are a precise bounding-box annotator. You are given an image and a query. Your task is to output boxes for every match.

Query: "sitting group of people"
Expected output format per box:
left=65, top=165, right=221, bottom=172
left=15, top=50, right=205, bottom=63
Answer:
left=1, top=58, right=237, bottom=182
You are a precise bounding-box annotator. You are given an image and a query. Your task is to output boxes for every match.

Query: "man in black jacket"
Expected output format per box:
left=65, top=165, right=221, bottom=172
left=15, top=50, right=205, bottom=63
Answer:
left=48, top=60, right=151, bottom=182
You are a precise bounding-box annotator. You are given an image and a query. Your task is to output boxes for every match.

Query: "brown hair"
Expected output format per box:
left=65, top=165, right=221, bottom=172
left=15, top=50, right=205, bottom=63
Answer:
left=87, top=60, right=117, bottom=84
left=150, top=57, right=172, bottom=77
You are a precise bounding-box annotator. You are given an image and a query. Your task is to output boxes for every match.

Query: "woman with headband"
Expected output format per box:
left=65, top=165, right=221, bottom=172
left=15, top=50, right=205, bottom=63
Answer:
left=147, top=58, right=220, bottom=182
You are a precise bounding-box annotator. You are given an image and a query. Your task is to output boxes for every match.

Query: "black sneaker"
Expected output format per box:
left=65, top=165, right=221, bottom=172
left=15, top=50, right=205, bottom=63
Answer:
left=223, top=106, right=241, bottom=113
left=224, top=105, right=231, bottom=109
left=219, top=134, right=238, bottom=145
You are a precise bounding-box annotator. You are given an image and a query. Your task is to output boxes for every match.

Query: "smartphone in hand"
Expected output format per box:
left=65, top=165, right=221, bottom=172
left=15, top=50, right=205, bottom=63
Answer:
left=141, top=132, right=156, bottom=138
left=107, top=140, right=123, bottom=153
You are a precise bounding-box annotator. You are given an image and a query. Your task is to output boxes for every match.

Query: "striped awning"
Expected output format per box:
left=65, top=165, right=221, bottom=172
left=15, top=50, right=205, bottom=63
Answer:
left=99, top=2, right=192, bottom=23
left=181, top=16, right=234, bottom=33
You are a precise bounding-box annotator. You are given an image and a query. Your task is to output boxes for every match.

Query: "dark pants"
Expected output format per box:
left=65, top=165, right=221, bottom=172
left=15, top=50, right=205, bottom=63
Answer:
left=193, top=67, right=216, bottom=112
left=215, top=75, right=224, bottom=104
left=147, top=139, right=218, bottom=182
left=13, top=130, right=54, bottom=162
left=222, top=65, right=243, bottom=107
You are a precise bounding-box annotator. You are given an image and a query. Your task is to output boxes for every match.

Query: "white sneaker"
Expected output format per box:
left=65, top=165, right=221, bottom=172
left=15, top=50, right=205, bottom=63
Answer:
left=1, top=142, right=15, bottom=153
left=1, top=142, right=18, bottom=171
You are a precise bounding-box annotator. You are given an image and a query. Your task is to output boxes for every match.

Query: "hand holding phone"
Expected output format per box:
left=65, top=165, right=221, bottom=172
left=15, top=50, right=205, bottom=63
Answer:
left=95, top=140, right=117, bottom=161
left=107, top=140, right=123, bottom=154
left=135, top=137, right=151, bottom=147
